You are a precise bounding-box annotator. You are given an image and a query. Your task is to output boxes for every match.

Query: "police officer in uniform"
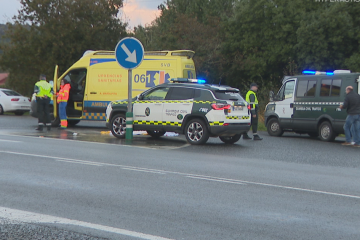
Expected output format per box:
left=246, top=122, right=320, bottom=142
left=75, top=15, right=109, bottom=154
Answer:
left=243, top=83, right=263, bottom=140
left=34, top=74, right=53, bottom=131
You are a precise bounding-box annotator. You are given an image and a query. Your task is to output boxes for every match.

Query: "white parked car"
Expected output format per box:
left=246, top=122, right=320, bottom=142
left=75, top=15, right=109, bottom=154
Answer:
left=0, top=88, right=31, bottom=115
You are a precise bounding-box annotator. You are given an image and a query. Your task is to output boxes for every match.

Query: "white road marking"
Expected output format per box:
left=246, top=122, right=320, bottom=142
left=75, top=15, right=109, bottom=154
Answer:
left=186, top=176, right=246, bottom=185
left=0, top=139, right=21, bottom=143
left=56, top=159, right=103, bottom=166
left=0, top=207, right=174, bottom=240
left=122, top=167, right=166, bottom=174
left=1, top=150, right=360, bottom=200
left=0, top=133, right=160, bottom=150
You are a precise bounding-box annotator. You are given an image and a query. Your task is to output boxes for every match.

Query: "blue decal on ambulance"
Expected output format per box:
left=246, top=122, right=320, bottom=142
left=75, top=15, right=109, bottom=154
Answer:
left=90, top=59, right=116, bottom=66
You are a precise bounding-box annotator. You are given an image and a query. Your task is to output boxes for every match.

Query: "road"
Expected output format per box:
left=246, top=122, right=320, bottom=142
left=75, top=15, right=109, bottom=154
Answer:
left=0, top=115, right=359, bottom=240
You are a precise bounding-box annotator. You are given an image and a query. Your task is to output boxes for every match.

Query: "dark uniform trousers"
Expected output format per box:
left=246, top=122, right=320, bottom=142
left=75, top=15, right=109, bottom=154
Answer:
left=251, top=111, right=259, bottom=134
left=36, top=97, right=51, bottom=125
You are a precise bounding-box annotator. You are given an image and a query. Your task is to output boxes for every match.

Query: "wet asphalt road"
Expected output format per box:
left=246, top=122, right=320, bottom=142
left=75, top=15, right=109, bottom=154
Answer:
left=0, top=115, right=360, bottom=240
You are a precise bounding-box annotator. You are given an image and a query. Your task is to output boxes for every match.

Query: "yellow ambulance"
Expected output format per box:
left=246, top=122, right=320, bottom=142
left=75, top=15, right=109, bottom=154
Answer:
left=52, top=50, right=196, bottom=126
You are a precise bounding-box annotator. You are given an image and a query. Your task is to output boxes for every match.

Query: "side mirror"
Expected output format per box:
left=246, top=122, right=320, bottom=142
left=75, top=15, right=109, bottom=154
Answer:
left=138, top=94, right=143, bottom=100
left=269, top=91, right=274, bottom=102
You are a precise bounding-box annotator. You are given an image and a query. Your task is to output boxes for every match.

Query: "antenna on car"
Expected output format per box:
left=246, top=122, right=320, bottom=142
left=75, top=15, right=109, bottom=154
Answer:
left=219, top=77, right=222, bottom=86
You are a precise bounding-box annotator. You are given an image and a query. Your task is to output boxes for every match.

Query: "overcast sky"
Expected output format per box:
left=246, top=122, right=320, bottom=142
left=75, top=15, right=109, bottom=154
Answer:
left=0, top=0, right=164, bottom=29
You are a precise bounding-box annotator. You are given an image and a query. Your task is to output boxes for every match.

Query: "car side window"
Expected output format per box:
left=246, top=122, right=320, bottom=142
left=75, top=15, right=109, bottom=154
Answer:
left=320, top=79, right=342, bottom=97
left=142, top=87, right=170, bottom=100
left=166, top=87, right=195, bottom=100
left=297, top=80, right=317, bottom=97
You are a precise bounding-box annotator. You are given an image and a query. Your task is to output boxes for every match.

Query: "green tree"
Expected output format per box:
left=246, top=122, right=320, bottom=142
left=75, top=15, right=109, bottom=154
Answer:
left=134, top=0, right=234, bottom=83
left=296, top=3, right=357, bottom=71
left=0, top=0, right=127, bottom=95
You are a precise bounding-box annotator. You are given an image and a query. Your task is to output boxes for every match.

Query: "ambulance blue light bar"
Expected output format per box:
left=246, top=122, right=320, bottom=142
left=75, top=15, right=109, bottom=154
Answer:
left=170, top=78, right=207, bottom=84
left=302, top=70, right=334, bottom=76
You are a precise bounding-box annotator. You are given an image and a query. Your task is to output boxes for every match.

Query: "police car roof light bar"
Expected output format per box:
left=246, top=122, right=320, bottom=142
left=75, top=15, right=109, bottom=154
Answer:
left=170, top=78, right=207, bottom=84
left=302, top=70, right=334, bottom=76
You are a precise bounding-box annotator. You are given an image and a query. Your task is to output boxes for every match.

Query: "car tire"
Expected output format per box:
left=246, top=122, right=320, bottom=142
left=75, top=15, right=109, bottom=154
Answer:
left=267, top=118, right=284, bottom=136
left=51, top=116, right=60, bottom=127
left=318, top=121, right=336, bottom=142
left=14, top=111, right=24, bottom=116
left=219, top=134, right=242, bottom=144
left=68, top=120, right=80, bottom=126
left=110, top=113, right=126, bottom=139
left=0, top=104, right=4, bottom=115
left=185, top=118, right=209, bottom=145
left=147, top=130, right=166, bottom=138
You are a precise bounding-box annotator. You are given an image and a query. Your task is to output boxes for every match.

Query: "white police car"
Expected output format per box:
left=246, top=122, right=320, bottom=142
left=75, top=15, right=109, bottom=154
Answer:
left=106, top=78, right=251, bottom=145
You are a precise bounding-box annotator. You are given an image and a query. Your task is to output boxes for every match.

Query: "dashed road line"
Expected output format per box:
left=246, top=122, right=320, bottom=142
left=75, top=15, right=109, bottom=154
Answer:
left=1, top=150, right=360, bottom=200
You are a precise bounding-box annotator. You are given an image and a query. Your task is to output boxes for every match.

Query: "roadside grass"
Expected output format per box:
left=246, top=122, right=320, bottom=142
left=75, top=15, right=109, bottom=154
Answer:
left=258, top=113, right=267, bottom=131
left=258, top=120, right=267, bottom=131
left=4, top=111, right=30, bottom=116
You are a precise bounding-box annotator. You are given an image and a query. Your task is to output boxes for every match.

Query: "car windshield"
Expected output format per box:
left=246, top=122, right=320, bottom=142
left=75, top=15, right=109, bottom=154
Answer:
left=2, top=90, right=22, bottom=96
left=213, top=90, right=244, bottom=101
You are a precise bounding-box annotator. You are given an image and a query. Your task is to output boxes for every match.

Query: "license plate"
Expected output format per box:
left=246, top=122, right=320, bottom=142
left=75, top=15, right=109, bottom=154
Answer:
left=21, top=106, right=30, bottom=109
left=232, top=106, right=243, bottom=111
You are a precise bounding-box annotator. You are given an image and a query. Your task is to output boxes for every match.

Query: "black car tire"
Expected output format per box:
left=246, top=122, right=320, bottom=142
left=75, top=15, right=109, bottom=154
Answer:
left=267, top=118, right=284, bottom=136
left=110, top=113, right=126, bottom=139
left=68, top=120, right=81, bottom=126
left=219, top=134, right=242, bottom=144
left=318, top=121, right=336, bottom=142
left=185, top=118, right=209, bottom=145
left=0, top=104, right=4, bottom=115
left=14, top=111, right=25, bottom=116
left=51, top=116, right=60, bottom=127
left=147, top=130, right=166, bottom=138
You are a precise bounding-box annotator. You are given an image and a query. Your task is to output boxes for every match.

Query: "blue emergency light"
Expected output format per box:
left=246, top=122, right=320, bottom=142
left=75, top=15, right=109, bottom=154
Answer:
left=170, top=78, right=207, bottom=84
left=302, top=70, right=334, bottom=76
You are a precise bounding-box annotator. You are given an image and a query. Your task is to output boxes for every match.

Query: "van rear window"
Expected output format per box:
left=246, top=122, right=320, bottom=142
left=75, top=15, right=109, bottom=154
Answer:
left=214, top=91, right=244, bottom=101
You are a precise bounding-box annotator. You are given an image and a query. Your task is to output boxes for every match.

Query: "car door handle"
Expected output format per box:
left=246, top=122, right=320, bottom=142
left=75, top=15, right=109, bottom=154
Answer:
left=90, top=92, right=97, bottom=94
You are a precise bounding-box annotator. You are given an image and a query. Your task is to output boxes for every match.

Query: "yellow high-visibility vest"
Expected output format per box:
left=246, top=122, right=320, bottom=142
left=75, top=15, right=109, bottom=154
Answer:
left=246, top=90, right=258, bottom=110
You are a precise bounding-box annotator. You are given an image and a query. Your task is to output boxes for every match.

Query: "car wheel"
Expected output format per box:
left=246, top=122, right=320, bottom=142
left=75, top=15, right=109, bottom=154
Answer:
left=51, top=116, right=60, bottom=127
left=68, top=120, right=80, bottom=126
left=14, top=111, right=24, bottom=116
left=147, top=130, right=166, bottom=138
left=219, top=134, right=241, bottom=144
left=185, top=118, right=209, bottom=145
left=267, top=118, right=284, bottom=136
left=318, top=121, right=336, bottom=142
left=0, top=104, right=4, bottom=115
left=110, top=113, right=126, bottom=139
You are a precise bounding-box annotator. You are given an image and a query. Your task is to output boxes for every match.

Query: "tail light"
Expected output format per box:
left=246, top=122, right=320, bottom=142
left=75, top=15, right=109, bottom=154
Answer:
left=11, top=98, right=20, bottom=101
left=247, top=104, right=251, bottom=110
left=28, top=98, right=31, bottom=102
left=211, top=103, right=231, bottom=110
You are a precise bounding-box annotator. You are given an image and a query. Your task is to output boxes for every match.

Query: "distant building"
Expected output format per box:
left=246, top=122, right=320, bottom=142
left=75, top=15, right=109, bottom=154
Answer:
left=0, top=73, right=9, bottom=85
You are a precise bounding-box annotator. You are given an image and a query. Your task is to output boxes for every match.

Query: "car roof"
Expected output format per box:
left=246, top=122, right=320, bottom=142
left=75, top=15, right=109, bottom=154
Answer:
left=160, top=82, right=240, bottom=92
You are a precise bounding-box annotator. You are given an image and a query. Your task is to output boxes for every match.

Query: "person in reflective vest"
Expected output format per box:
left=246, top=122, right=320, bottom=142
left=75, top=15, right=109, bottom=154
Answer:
left=57, top=79, right=71, bottom=129
left=34, top=74, right=53, bottom=131
left=243, top=83, right=263, bottom=140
